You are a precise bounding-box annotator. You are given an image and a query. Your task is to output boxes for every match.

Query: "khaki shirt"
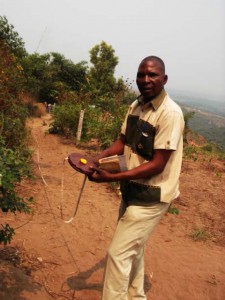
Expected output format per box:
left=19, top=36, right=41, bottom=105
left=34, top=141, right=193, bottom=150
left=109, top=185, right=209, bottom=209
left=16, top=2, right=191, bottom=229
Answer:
left=121, top=89, right=184, bottom=203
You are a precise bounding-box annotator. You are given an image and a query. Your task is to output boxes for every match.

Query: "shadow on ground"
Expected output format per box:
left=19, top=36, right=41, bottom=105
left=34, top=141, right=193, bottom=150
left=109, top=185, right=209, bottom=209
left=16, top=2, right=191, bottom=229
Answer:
left=66, top=257, right=152, bottom=294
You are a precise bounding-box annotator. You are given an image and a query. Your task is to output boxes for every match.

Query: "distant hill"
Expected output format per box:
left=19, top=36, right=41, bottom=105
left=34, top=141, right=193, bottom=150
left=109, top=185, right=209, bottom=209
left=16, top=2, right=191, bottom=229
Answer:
left=170, top=92, right=225, bottom=117
left=169, top=93, right=225, bottom=151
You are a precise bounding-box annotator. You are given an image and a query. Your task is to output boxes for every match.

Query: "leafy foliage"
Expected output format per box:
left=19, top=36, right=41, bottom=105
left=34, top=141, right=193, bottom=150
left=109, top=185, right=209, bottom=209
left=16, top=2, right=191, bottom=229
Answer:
left=0, top=140, right=32, bottom=212
left=0, top=40, right=29, bottom=149
left=0, top=27, right=32, bottom=245
left=0, top=41, right=25, bottom=98
left=0, top=224, right=15, bottom=246
left=21, top=52, right=51, bottom=98
left=188, top=112, right=225, bottom=151
left=0, top=138, right=33, bottom=245
left=182, top=106, right=225, bottom=151
left=21, top=52, right=88, bottom=103
left=49, top=101, right=82, bottom=137
left=85, top=98, right=128, bottom=148
left=49, top=52, right=88, bottom=92
left=51, top=98, right=128, bottom=148
left=0, top=15, right=27, bottom=59
left=49, top=41, right=135, bottom=148
left=88, top=41, right=120, bottom=99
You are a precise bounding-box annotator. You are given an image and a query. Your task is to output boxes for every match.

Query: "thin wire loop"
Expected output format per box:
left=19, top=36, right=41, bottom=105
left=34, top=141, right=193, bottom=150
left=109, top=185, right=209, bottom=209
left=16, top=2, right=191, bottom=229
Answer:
left=60, top=157, right=87, bottom=223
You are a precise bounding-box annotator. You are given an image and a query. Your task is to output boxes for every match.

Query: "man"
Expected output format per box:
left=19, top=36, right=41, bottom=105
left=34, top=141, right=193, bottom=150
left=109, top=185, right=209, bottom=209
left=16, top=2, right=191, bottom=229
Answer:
left=90, top=56, right=184, bottom=300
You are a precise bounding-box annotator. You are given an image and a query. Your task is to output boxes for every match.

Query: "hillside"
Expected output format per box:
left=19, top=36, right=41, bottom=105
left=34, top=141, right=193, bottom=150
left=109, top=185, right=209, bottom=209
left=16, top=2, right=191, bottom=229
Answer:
left=170, top=92, right=225, bottom=117
left=0, top=114, right=225, bottom=300
left=169, top=94, right=225, bottom=150
left=181, top=105, right=225, bottom=150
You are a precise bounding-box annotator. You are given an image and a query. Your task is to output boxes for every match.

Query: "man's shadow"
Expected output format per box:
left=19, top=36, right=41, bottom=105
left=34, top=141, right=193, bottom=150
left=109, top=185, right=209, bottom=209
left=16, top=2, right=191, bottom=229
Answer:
left=66, top=257, right=152, bottom=293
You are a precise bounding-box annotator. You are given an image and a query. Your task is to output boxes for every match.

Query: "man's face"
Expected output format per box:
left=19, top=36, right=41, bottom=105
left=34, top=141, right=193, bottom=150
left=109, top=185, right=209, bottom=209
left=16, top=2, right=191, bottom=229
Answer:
left=136, top=60, right=168, bottom=102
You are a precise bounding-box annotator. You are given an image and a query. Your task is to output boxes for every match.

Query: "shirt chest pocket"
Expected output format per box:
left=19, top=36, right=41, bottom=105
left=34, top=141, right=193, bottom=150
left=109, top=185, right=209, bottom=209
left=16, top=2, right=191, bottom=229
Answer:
left=125, top=115, right=156, bottom=161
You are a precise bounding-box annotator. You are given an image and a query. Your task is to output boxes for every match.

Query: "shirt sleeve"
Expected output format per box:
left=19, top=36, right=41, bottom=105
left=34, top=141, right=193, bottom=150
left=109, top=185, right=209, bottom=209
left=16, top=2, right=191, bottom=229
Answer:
left=154, top=111, right=184, bottom=150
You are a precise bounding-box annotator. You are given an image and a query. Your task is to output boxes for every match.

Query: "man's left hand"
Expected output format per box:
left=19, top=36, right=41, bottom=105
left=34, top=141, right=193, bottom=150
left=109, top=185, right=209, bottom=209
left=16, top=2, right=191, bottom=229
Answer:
left=88, top=166, right=114, bottom=182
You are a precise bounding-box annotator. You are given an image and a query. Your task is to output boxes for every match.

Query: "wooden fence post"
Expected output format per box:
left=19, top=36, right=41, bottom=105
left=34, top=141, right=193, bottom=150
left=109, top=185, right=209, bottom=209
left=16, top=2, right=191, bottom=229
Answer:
left=76, top=110, right=85, bottom=142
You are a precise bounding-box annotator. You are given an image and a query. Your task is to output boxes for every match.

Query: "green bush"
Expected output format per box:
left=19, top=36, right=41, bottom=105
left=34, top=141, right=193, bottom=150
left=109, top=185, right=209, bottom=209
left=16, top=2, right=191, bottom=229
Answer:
left=201, top=144, right=213, bottom=152
left=0, top=34, right=32, bottom=245
left=85, top=101, right=127, bottom=148
left=49, top=101, right=82, bottom=137
left=0, top=224, right=15, bottom=246
left=0, top=139, right=33, bottom=245
left=183, top=145, right=198, bottom=161
left=50, top=95, right=128, bottom=148
left=0, top=101, right=29, bottom=149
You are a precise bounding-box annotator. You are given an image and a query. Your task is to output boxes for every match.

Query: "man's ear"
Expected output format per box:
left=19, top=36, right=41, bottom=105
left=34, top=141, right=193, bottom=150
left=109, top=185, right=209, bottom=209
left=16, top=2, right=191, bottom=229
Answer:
left=164, top=75, right=168, bottom=85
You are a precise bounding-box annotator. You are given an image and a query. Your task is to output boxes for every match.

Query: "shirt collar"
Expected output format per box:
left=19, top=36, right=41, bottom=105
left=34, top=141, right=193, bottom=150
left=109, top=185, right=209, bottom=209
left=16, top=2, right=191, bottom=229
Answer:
left=137, top=89, right=167, bottom=111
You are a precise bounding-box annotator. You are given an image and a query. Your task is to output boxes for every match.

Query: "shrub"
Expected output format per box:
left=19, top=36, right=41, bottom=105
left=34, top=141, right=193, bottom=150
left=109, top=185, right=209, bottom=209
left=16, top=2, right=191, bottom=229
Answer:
left=201, top=144, right=213, bottom=152
left=0, top=139, right=33, bottom=245
left=85, top=102, right=127, bottom=148
left=49, top=101, right=82, bottom=137
left=183, top=145, right=198, bottom=161
left=0, top=224, right=15, bottom=245
left=0, top=35, right=32, bottom=245
left=49, top=94, right=128, bottom=148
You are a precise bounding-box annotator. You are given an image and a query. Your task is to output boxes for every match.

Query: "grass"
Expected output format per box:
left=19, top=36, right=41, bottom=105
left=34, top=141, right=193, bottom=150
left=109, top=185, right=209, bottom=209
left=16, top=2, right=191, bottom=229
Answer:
left=189, top=227, right=211, bottom=241
left=215, top=171, right=222, bottom=179
left=168, top=205, right=179, bottom=215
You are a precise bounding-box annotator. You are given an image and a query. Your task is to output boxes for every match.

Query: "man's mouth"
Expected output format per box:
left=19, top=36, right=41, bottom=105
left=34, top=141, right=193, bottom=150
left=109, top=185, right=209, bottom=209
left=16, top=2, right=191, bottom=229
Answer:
left=142, top=87, right=153, bottom=92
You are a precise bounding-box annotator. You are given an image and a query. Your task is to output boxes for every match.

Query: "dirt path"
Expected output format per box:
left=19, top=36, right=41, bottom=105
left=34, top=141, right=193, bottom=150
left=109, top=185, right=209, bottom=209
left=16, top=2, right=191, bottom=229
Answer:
left=0, top=114, right=225, bottom=300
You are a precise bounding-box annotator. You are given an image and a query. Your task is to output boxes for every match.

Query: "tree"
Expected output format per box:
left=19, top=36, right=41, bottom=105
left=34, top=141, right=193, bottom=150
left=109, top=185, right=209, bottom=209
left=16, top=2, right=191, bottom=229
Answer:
left=88, top=41, right=119, bottom=97
left=49, top=52, right=88, bottom=92
left=0, top=15, right=27, bottom=59
left=21, top=52, right=51, bottom=98
left=22, top=52, right=88, bottom=103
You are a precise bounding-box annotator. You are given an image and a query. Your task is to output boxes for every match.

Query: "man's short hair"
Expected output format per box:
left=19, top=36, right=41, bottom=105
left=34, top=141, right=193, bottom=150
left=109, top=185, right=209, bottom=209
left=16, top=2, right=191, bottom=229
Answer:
left=141, top=56, right=165, bottom=74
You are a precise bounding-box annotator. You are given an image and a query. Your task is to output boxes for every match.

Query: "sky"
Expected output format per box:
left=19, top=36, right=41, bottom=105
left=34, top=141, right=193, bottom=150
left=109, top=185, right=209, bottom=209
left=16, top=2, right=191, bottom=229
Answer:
left=1, top=0, right=225, bottom=101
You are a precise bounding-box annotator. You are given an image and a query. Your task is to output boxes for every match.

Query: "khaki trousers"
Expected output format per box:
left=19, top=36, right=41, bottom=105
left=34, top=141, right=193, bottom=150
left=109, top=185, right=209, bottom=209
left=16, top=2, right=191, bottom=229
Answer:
left=101, top=201, right=170, bottom=300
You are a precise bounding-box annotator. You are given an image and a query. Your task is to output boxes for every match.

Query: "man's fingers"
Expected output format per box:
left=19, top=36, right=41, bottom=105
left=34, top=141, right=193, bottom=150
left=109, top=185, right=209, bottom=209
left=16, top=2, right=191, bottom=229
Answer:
left=90, top=165, right=101, bottom=173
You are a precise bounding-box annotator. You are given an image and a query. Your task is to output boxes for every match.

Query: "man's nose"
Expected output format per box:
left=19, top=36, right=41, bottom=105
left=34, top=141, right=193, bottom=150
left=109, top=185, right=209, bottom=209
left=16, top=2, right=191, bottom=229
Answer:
left=143, top=75, right=150, bottom=83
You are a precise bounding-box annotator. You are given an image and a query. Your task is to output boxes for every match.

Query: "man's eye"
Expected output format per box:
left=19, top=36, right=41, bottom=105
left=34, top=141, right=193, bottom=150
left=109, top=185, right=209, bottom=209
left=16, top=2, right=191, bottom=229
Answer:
left=137, top=73, right=158, bottom=78
left=137, top=73, right=143, bottom=78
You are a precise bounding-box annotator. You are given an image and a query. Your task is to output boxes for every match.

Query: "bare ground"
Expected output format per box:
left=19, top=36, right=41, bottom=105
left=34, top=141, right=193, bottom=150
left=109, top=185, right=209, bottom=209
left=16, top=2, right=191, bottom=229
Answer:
left=0, top=114, right=225, bottom=300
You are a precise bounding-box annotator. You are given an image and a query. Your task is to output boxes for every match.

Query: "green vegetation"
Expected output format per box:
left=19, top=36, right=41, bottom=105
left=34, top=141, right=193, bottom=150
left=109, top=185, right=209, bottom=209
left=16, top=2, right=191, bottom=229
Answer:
left=0, top=17, right=33, bottom=245
left=88, top=41, right=119, bottom=98
left=181, top=107, right=225, bottom=151
left=189, top=112, right=225, bottom=151
left=49, top=101, right=83, bottom=137
left=49, top=40, right=135, bottom=148
left=189, top=227, right=211, bottom=242
left=168, top=205, right=179, bottom=215
left=183, top=109, right=225, bottom=162
left=183, top=139, right=225, bottom=162
left=21, top=52, right=88, bottom=103
left=0, top=16, right=27, bottom=59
